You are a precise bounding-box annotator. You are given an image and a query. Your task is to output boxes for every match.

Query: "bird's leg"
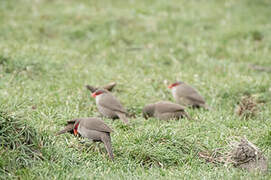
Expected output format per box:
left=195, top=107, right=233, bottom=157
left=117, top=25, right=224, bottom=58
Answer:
left=97, top=143, right=102, bottom=154
left=80, top=140, right=95, bottom=148
left=85, top=141, right=96, bottom=152
left=79, top=140, right=88, bottom=144
left=88, top=142, right=102, bottom=154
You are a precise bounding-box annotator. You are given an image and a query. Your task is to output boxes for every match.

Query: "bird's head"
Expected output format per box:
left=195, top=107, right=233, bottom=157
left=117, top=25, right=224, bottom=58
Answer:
left=91, top=89, right=107, bottom=98
left=168, top=81, right=183, bottom=89
left=73, top=120, right=80, bottom=136
left=142, top=104, right=155, bottom=119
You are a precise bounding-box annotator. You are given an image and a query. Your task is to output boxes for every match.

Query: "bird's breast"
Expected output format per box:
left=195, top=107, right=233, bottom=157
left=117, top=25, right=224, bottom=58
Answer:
left=95, top=94, right=103, bottom=104
left=172, top=87, right=179, bottom=98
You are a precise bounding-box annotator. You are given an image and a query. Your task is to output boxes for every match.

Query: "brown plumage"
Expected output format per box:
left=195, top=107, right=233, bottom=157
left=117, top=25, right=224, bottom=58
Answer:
left=56, top=118, right=114, bottom=160
left=142, top=101, right=191, bottom=120
left=168, top=81, right=210, bottom=110
left=92, top=89, right=129, bottom=124
left=86, top=82, right=116, bottom=93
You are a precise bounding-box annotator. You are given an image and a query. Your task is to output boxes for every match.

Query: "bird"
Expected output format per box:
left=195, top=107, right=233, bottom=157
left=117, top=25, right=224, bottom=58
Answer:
left=168, top=81, right=210, bottom=110
left=92, top=89, right=129, bottom=124
left=56, top=117, right=114, bottom=160
left=86, top=82, right=117, bottom=93
left=142, top=101, right=191, bottom=120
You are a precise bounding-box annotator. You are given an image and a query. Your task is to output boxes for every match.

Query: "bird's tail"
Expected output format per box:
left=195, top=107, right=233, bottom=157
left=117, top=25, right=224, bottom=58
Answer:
left=116, top=112, right=129, bottom=124
left=101, top=134, right=114, bottom=160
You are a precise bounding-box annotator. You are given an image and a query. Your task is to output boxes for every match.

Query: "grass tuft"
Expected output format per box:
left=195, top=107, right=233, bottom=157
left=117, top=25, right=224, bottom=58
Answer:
left=235, top=95, right=260, bottom=119
left=0, top=111, right=44, bottom=176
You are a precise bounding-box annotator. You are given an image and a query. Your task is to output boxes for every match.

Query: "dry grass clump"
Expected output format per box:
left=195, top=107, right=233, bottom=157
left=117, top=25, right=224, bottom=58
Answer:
left=198, top=137, right=268, bottom=172
left=235, top=95, right=259, bottom=119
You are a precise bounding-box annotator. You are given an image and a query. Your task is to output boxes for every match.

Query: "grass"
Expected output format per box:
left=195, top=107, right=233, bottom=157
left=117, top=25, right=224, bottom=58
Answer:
left=0, top=0, right=270, bottom=179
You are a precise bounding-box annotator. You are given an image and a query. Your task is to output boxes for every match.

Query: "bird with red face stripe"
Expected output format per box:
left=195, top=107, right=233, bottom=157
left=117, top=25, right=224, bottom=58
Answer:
left=168, top=81, right=210, bottom=110
left=92, top=89, right=129, bottom=124
left=56, top=117, right=114, bottom=160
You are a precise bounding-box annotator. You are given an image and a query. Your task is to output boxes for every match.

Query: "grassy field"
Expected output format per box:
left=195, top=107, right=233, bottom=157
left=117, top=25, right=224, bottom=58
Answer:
left=0, top=0, right=271, bottom=179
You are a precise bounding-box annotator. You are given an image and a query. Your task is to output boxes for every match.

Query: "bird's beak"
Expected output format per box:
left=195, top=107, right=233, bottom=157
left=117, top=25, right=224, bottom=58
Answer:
left=91, top=93, right=96, bottom=98
left=73, top=129, right=78, bottom=136
left=168, top=84, right=173, bottom=89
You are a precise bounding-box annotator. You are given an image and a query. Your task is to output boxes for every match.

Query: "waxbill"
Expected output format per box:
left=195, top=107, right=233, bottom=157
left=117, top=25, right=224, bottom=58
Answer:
left=168, top=81, right=210, bottom=110
left=57, top=118, right=114, bottom=160
left=92, top=89, right=129, bottom=124
left=86, top=82, right=116, bottom=93
left=142, top=101, right=191, bottom=120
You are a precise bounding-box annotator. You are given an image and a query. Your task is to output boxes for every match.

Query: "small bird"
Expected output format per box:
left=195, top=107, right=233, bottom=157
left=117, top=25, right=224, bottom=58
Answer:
left=56, top=118, right=114, bottom=160
left=92, top=89, right=129, bottom=124
left=168, top=81, right=210, bottom=110
left=142, top=101, right=191, bottom=120
left=86, top=82, right=117, bottom=93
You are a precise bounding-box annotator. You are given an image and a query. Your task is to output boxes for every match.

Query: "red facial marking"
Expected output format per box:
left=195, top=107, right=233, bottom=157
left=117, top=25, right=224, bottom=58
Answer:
left=92, top=91, right=103, bottom=98
left=73, top=122, right=79, bottom=136
left=168, top=82, right=179, bottom=89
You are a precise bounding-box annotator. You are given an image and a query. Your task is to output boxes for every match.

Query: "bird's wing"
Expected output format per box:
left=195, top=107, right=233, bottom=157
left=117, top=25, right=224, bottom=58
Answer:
left=185, top=93, right=206, bottom=105
left=80, top=118, right=114, bottom=133
left=86, top=85, right=98, bottom=93
left=86, top=82, right=116, bottom=93
left=99, top=93, right=127, bottom=114
left=102, top=82, right=116, bottom=91
left=156, top=101, right=185, bottom=113
left=177, top=84, right=206, bottom=104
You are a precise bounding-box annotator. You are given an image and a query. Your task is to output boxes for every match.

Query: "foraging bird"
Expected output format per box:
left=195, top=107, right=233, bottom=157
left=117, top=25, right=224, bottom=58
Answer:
left=86, top=82, right=117, bottom=93
left=92, top=89, right=129, bottom=124
left=168, top=81, right=210, bottom=109
left=142, top=101, right=191, bottom=120
left=56, top=118, right=114, bottom=160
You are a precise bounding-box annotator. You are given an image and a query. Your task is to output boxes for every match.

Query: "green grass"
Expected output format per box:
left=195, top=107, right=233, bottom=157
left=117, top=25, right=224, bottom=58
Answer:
left=0, top=0, right=271, bottom=179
